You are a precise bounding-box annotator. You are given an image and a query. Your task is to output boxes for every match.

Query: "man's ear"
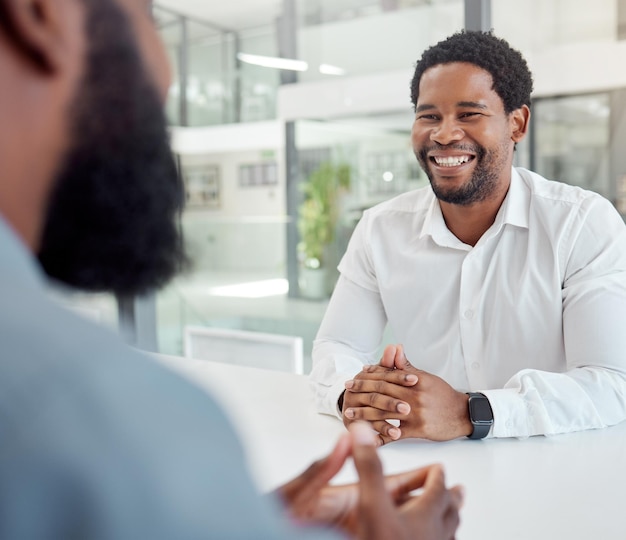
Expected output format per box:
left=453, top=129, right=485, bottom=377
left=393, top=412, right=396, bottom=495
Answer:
left=510, top=104, right=531, bottom=143
left=0, top=0, right=81, bottom=74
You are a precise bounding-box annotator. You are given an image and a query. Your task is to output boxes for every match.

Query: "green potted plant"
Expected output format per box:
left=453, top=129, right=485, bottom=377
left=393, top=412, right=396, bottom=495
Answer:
left=297, top=161, right=351, bottom=299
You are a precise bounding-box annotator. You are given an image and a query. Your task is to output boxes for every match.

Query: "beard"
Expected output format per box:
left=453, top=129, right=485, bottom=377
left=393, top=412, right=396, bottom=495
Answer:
left=416, top=142, right=508, bottom=206
left=37, top=0, right=187, bottom=297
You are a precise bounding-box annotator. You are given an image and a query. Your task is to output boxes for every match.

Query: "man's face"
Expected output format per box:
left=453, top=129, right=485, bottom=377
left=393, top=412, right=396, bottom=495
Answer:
left=411, top=62, right=519, bottom=206
left=38, top=0, right=187, bottom=296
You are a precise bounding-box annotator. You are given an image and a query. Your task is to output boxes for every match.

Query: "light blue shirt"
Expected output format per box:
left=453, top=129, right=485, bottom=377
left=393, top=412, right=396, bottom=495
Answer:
left=0, top=216, right=338, bottom=539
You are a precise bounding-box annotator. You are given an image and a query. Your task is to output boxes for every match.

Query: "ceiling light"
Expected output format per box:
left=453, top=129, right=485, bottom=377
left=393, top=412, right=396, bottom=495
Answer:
left=209, top=279, right=289, bottom=298
left=237, top=52, right=308, bottom=72
left=319, top=63, right=346, bottom=76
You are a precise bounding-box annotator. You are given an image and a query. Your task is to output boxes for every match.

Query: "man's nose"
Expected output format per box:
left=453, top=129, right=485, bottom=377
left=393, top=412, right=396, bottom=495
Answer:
left=431, top=118, right=464, bottom=146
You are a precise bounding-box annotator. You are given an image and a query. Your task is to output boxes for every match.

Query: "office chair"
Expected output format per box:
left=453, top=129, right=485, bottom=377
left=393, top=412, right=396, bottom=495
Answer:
left=183, top=325, right=304, bottom=374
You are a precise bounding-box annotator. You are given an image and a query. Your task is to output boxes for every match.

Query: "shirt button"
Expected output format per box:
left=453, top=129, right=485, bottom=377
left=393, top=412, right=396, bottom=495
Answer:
left=464, top=309, right=474, bottom=319
left=471, top=362, right=480, bottom=370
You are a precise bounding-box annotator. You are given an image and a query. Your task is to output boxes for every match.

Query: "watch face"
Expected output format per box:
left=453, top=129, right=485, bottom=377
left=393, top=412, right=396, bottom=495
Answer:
left=470, top=396, right=493, bottom=422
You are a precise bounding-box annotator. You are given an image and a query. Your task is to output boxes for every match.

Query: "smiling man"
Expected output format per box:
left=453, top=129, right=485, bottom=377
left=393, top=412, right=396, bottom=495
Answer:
left=310, top=31, right=626, bottom=444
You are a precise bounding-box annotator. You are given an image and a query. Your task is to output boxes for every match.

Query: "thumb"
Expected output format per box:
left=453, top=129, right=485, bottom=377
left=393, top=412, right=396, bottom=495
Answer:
left=379, top=344, right=397, bottom=368
left=279, top=431, right=351, bottom=506
left=350, top=422, right=393, bottom=510
left=393, top=344, right=412, bottom=370
left=300, top=431, right=352, bottom=488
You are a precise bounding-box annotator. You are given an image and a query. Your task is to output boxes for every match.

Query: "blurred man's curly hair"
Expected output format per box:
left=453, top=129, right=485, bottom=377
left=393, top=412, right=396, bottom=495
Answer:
left=410, top=30, right=533, bottom=114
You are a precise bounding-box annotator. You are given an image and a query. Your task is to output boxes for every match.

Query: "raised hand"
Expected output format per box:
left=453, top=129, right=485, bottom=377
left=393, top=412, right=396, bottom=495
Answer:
left=352, top=422, right=463, bottom=540
left=278, top=422, right=464, bottom=539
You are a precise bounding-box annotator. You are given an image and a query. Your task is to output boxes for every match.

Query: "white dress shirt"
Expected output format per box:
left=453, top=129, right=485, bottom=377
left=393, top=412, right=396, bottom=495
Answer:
left=310, top=167, right=626, bottom=438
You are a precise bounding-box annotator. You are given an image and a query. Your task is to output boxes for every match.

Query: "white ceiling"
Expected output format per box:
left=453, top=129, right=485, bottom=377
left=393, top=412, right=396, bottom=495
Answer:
left=155, top=0, right=284, bottom=31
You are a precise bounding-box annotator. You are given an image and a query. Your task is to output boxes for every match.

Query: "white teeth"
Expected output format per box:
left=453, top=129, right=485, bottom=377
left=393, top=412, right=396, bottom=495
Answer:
left=433, top=155, right=471, bottom=167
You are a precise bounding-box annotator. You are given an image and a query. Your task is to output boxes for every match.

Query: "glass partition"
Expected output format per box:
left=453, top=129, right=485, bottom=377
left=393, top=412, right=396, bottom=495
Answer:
left=186, top=21, right=238, bottom=126
left=494, top=0, right=620, bottom=52
left=154, top=5, right=279, bottom=127
left=297, top=0, right=463, bottom=83
left=238, top=27, right=281, bottom=123
left=154, top=8, right=184, bottom=125
left=154, top=5, right=240, bottom=127
left=532, top=93, right=611, bottom=198
left=155, top=112, right=423, bottom=365
left=155, top=1, right=466, bottom=122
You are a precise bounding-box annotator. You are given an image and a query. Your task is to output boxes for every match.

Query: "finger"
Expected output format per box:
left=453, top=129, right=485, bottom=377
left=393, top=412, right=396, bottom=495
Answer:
left=341, top=416, right=389, bottom=452
left=370, top=419, right=402, bottom=441
left=342, top=416, right=398, bottom=449
left=442, top=496, right=462, bottom=539
left=343, top=392, right=409, bottom=418
left=344, top=405, right=402, bottom=422
left=393, top=344, right=406, bottom=367
left=349, top=369, right=418, bottom=387
left=379, top=344, right=397, bottom=369
left=324, top=431, right=353, bottom=476
left=396, top=467, right=462, bottom=540
left=393, top=345, right=413, bottom=370
left=306, top=431, right=352, bottom=486
left=359, top=364, right=394, bottom=376
left=350, top=422, right=394, bottom=511
left=383, top=466, right=431, bottom=498
left=443, top=507, right=461, bottom=540
left=418, top=464, right=449, bottom=512
left=449, top=485, right=465, bottom=510
left=280, top=431, right=352, bottom=504
left=344, top=384, right=410, bottom=413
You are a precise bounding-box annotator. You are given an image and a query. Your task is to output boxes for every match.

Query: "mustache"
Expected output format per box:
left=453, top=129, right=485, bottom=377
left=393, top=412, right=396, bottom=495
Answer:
left=420, top=143, right=481, bottom=155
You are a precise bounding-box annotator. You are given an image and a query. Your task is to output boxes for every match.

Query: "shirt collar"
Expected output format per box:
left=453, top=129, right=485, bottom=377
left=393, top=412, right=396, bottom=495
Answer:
left=0, top=214, right=46, bottom=289
left=499, top=167, right=530, bottom=230
left=419, top=167, right=530, bottom=248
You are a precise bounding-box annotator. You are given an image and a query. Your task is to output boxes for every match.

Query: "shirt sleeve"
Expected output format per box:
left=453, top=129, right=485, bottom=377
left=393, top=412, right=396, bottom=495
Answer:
left=484, top=195, right=626, bottom=438
left=309, top=274, right=388, bottom=419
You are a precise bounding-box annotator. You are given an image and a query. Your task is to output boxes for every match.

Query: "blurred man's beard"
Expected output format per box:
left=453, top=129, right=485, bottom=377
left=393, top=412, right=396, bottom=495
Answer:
left=38, top=0, right=187, bottom=297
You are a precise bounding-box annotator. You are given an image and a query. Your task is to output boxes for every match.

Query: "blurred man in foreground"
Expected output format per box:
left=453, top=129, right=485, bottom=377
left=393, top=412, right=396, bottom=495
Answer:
left=0, top=0, right=462, bottom=537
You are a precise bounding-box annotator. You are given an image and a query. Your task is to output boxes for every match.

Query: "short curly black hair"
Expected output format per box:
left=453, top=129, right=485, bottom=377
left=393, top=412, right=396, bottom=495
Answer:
left=410, top=30, right=533, bottom=114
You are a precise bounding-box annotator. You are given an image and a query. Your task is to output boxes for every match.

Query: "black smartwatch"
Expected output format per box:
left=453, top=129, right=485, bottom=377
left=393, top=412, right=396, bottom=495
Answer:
left=466, top=392, right=493, bottom=439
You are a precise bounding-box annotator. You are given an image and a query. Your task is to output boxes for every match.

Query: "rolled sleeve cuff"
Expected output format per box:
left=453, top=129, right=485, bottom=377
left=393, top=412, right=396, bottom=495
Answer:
left=329, top=381, right=347, bottom=420
left=309, top=376, right=349, bottom=420
left=481, top=388, right=533, bottom=439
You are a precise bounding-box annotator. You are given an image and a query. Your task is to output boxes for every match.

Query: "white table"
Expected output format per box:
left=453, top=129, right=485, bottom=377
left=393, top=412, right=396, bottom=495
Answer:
left=156, top=355, right=626, bottom=540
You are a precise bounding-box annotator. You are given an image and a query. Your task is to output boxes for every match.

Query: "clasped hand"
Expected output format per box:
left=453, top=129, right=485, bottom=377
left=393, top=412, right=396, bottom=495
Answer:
left=342, top=345, right=472, bottom=445
left=278, top=422, right=464, bottom=540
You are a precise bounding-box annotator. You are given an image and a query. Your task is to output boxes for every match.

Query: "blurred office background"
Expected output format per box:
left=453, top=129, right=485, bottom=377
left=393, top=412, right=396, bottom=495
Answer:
left=55, top=0, right=626, bottom=372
